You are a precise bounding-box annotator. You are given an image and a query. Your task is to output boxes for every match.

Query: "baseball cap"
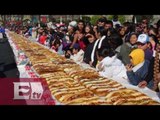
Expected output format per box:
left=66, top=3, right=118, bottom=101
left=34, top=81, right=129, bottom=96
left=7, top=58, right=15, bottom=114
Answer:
left=137, top=34, right=149, bottom=44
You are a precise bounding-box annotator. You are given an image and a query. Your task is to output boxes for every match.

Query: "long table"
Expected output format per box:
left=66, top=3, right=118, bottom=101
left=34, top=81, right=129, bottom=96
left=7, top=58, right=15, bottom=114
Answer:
left=6, top=30, right=160, bottom=104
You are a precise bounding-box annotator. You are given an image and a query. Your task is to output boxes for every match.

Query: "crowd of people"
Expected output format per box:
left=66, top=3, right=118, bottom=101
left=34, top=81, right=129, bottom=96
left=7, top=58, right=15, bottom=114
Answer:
left=8, top=15, right=160, bottom=92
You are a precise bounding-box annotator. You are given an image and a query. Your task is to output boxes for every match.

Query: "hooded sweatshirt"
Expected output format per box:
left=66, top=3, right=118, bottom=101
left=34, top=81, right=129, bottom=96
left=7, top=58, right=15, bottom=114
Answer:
left=127, top=49, right=150, bottom=85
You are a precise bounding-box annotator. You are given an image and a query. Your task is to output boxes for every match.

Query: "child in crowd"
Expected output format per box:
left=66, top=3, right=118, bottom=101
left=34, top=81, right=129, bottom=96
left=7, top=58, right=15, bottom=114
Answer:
left=126, top=49, right=150, bottom=86
left=51, top=37, right=63, bottom=55
left=96, top=47, right=127, bottom=78
left=66, top=43, right=84, bottom=63
left=39, top=31, right=47, bottom=45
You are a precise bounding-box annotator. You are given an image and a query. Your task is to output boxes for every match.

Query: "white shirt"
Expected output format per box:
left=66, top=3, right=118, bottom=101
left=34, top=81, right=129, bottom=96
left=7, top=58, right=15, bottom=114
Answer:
left=70, top=49, right=84, bottom=63
left=98, top=54, right=127, bottom=79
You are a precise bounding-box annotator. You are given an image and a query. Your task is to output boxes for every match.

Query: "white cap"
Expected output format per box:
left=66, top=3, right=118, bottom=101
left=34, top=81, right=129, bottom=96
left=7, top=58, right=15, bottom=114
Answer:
left=69, top=21, right=77, bottom=27
left=137, top=34, right=149, bottom=44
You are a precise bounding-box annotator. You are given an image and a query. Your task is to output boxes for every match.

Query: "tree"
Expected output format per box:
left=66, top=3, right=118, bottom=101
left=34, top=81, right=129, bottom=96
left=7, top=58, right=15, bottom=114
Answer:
left=90, top=15, right=102, bottom=25
left=82, top=16, right=91, bottom=23
left=0, top=15, right=7, bottom=26
left=134, top=15, right=153, bottom=24
left=108, top=15, right=125, bottom=24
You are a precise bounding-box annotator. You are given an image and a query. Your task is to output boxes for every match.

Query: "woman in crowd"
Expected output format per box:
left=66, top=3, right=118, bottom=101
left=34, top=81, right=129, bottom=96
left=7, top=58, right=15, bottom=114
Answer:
left=148, top=26, right=158, bottom=50
left=70, top=20, right=86, bottom=51
left=117, top=26, right=126, bottom=42
left=156, top=27, right=160, bottom=43
left=84, top=25, right=95, bottom=47
left=117, top=32, right=138, bottom=65
left=83, top=30, right=96, bottom=64
left=90, top=27, right=108, bottom=67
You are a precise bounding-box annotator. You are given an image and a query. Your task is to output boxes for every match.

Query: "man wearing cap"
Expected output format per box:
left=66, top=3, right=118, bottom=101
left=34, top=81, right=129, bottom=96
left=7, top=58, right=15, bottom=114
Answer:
left=136, top=34, right=153, bottom=88
left=136, top=34, right=153, bottom=61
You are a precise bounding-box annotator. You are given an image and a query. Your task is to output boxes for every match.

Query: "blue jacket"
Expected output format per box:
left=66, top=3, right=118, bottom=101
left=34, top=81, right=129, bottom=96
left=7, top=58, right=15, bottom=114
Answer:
left=127, top=60, right=150, bottom=86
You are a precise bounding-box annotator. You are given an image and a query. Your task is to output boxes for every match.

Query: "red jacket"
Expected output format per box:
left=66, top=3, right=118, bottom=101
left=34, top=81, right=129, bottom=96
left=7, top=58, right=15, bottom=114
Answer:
left=39, top=35, right=47, bottom=44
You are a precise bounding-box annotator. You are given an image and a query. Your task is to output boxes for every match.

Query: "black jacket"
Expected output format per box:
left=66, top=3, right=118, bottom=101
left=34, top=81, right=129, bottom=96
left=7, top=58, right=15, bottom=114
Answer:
left=83, top=41, right=95, bottom=64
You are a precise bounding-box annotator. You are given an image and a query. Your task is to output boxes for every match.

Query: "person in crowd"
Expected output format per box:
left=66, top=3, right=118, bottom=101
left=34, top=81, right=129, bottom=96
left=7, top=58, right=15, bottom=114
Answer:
left=117, top=32, right=138, bottom=65
left=156, top=20, right=160, bottom=29
left=48, top=28, right=55, bottom=48
left=39, top=31, right=48, bottom=45
left=64, top=48, right=72, bottom=59
left=51, top=36, right=63, bottom=55
left=137, top=34, right=153, bottom=88
left=28, top=25, right=33, bottom=37
left=67, top=43, right=84, bottom=63
left=152, top=43, right=160, bottom=91
left=137, top=34, right=156, bottom=89
left=93, top=25, right=98, bottom=39
left=70, top=20, right=86, bottom=51
left=135, top=23, right=143, bottom=34
left=126, top=49, right=150, bottom=86
left=104, top=20, right=113, bottom=30
left=112, top=15, right=121, bottom=28
left=124, top=22, right=136, bottom=42
left=31, top=24, right=37, bottom=39
left=97, top=17, right=107, bottom=27
left=36, top=27, right=44, bottom=42
left=22, top=26, right=29, bottom=35
left=90, top=27, right=108, bottom=67
left=139, top=41, right=159, bottom=89
left=106, top=27, right=118, bottom=37
left=141, top=17, right=148, bottom=28
left=136, top=34, right=153, bottom=61
left=62, top=24, right=76, bottom=50
left=96, top=47, right=127, bottom=78
left=107, top=33, right=123, bottom=52
left=142, top=24, right=149, bottom=35
left=117, top=26, right=126, bottom=42
left=83, top=31, right=96, bottom=64
left=123, top=22, right=130, bottom=41
left=84, top=25, right=95, bottom=47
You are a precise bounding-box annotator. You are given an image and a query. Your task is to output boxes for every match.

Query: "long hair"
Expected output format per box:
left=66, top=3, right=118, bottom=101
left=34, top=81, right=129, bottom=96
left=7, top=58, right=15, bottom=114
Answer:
left=153, top=43, right=160, bottom=91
